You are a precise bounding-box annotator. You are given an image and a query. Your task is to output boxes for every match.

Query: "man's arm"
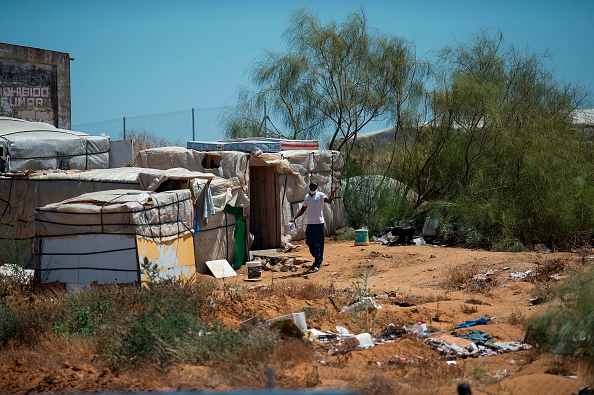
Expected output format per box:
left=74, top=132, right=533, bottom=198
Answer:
left=324, top=186, right=340, bottom=204
left=291, top=205, right=307, bottom=222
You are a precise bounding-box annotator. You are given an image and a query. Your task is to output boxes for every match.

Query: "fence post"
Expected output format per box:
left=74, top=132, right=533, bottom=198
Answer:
left=123, top=117, right=126, bottom=140
left=192, top=108, right=195, bottom=141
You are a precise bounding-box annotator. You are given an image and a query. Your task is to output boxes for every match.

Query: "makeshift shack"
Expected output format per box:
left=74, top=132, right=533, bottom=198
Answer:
left=0, top=116, right=110, bottom=172
left=136, top=144, right=347, bottom=250
left=34, top=190, right=195, bottom=290
left=0, top=167, right=247, bottom=275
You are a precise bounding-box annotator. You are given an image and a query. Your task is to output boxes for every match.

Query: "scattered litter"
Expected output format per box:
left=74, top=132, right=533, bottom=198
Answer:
left=340, top=297, right=382, bottom=313
left=425, top=331, right=532, bottom=359
left=335, top=326, right=351, bottom=336
left=446, top=360, right=457, bottom=365
left=241, top=312, right=308, bottom=337
left=394, top=301, right=415, bottom=307
left=0, top=264, right=34, bottom=280
left=378, top=323, right=406, bottom=340
left=452, top=329, right=493, bottom=343
left=355, top=332, right=374, bottom=349
left=529, top=297, right=544, bottom=305
left=510, top=269, right=534, bottom=280
left=458, top=317, right=491, bottom=328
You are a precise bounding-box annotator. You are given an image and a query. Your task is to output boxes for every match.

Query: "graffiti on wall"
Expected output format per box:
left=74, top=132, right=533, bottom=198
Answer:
left=0, top=60, right=56, bottom=124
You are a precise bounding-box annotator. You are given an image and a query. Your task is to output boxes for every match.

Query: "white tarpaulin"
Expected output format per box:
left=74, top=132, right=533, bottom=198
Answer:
left=135, top=147, right=347, bottom=245
left=35, top=189, right=197, bottom=286
left=0, top=167, right=244, bottom=271
left=0, top=116, right=110, bottom=172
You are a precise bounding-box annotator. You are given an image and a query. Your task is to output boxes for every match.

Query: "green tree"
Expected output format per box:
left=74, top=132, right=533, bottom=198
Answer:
left=394, top=30, right=592, bottom=248
left=226, top=8, right=426, bottom=151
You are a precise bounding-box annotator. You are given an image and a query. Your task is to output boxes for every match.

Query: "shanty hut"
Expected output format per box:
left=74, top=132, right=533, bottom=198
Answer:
left=1, top=167, right=247, bottom=276
left=34, top=189, right=195, bottom=291
left=0, top=116, right=110, bottom=172
left=136, top=141, right=347, bottom=251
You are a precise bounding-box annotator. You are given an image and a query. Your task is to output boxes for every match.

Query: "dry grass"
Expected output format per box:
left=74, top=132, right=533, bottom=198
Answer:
left=395, top=292, right=453, bottom=306
left=528, top=257, right=567, bottom=283
left=441, top=262, right=499, bottom=294
left=504, top=309, right=527, bottom=326
left=461, top=304, right=479, bottom=315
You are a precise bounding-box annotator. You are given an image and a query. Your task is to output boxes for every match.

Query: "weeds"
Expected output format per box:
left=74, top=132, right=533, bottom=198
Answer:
left=461, top=304, right=478, bottom=315
left=528, top=258, right=567, bottom=283
left=346, top=267, right=380, bottom=333
left=140, top=256, right=160, bottom=283
left=0, top=302, right=18, bottom=346
left=335, top=227, right=356, bottom=241
left=442, top=263, right=498, bottom=294
left=505, top=309, right=526, bottom=326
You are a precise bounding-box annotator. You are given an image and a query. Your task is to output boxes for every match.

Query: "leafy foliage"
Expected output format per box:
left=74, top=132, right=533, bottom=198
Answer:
left=0, top=302, right=18, bottom=346
left=226, top=9, right=426, bottom=151
left=343, top=30, right=592, bottom=250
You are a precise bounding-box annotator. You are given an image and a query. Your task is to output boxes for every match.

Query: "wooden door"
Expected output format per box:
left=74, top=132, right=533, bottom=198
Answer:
left=249, top=165, right=280, bottom=250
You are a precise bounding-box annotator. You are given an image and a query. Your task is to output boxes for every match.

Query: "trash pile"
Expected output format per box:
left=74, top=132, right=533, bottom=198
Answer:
left=424, top=331, right=531, bottom=359
left=307, top=314, right=532, bottom=362
left=309, top=325, right=375, bottom=354
left=423, top=317, right=532, bottom=359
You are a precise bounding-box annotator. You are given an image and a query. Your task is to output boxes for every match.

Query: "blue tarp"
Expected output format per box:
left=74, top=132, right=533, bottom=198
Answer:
left=458, top=317, right=491, bottom=328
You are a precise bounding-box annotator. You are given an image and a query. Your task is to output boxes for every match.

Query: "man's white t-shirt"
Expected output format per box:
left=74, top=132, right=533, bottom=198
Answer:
left=303, top=191, right=327, bottom=224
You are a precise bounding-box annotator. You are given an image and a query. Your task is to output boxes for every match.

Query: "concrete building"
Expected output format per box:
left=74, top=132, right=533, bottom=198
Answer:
left=0, top=43, right=72, bottom=129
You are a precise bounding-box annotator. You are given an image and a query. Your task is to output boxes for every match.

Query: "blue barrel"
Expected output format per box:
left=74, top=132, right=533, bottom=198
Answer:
left=354, top=228, right=369, bottom=246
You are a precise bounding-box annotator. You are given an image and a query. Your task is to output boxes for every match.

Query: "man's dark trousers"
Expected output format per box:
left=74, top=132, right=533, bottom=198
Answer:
left=306, top=223, right=325, bottom=269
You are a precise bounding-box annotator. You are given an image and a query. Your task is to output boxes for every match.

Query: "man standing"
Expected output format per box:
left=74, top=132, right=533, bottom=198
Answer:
left=290, top=179, right=339, bottom=272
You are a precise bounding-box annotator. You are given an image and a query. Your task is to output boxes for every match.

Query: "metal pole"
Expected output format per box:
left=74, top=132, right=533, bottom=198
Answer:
left=192, top=108, right=195, bottom=141
left=266, top=364, right=275, bottom=389
left=123, top=117, right=126, bottom=140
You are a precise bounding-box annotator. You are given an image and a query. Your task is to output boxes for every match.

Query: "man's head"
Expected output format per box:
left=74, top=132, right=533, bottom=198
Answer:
left=309, top=179, right=318, bottom=194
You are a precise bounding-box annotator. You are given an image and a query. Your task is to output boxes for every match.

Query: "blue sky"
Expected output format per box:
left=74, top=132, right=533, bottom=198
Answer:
left=2, top=0, right=593, bottom=136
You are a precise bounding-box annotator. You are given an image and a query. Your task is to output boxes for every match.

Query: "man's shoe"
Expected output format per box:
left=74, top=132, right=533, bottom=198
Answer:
left=311, top=266, right=319, bottom=272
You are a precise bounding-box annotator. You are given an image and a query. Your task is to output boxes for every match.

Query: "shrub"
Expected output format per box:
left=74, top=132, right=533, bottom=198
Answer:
left=0, top=302, right=18, bottom=346
left=526, top=266, right=594, bottom=378
left=343, top=175, right=416, bottom=237
left=53, top=289, right=118, bottom=337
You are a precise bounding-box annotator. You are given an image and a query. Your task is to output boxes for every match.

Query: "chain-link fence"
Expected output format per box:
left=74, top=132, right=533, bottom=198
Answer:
left=72, top=106, right=230, bottom=144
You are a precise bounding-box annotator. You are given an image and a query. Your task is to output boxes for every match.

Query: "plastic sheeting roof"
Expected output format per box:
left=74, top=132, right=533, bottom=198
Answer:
left=0, top=117, right=111, bottom=172
left=35, top=189, right=194, bottom=242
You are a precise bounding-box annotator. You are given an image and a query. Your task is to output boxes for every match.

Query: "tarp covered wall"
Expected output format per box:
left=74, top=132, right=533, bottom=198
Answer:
left=135, top=147, right=348, bottom=245
left=253, top=150, right=346, bottom=240
left=0, top=117, right=110, bottom=172
left=0, top=167, right=215, bottom=240
left=35, top=189, right=196, bottom=286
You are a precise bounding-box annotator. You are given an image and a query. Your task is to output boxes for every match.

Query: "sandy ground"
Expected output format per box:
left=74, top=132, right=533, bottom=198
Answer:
left=1, top=238, right=592, bottom=394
